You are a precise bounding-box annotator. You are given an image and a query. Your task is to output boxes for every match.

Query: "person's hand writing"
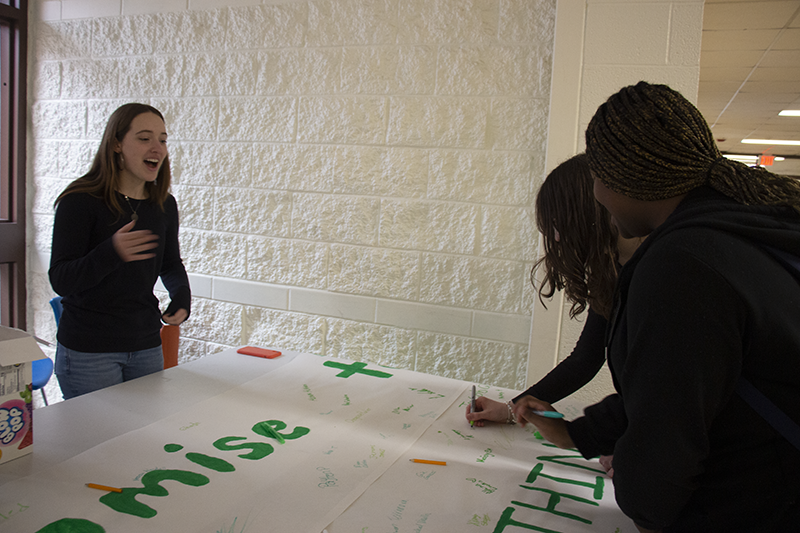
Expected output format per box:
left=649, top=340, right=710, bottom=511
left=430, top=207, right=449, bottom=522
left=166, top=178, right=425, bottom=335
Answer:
left=465, top=397, right=508, bottom=427
left=112, top=220, right=158, bottom=262
left=162, top=308, right=188, bottom=325
left=512, top=396, right=575, bottom=449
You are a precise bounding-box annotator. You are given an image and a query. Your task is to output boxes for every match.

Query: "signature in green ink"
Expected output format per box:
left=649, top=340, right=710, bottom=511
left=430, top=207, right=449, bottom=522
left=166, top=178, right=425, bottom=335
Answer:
left=217, top=516, right=247, bottom=533
left=408, top=387, right=445, bottom=399
left=466, top=477, right=497, bottom=495
left=370, top=445, right=385, bottom=458
left=389, top=499, right=408, bottom=521
left=476, top=448, right=495, bottom=463
left=414, top=513, right=430, bottom=532
left=452, top=429, right=474, bottom=440
left=347, top=408, right=371, bottom=423
left=0, top=502, right=29, bottom=522
left=302, top=384, right=317, bottom=401
left=317, top=466, right=338, bottom=488
left=437, top=430, right=454, bottom=446
left=467, top=513, right=490, bottom=526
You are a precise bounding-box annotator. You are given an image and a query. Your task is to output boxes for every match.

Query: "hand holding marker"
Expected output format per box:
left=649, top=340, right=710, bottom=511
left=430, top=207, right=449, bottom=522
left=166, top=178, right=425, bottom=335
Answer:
left=531, top=410, right=564, bottom=419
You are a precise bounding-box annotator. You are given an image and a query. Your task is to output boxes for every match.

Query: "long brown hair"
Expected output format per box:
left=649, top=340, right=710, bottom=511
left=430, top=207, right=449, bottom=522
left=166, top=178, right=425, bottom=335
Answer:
left=532, top=154, right=619, bottom=319
left=54, top=103, right=172, bottom=216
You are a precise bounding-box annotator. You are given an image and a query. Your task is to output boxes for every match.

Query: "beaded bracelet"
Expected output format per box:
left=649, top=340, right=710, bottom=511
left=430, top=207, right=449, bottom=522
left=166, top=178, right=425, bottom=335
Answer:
left=506, top=401, right=517, bottom=425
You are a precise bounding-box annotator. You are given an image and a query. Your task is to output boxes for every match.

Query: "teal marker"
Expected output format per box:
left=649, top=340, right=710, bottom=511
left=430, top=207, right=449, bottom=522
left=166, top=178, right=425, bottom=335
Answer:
left=532, top=410, right=564, bottom=419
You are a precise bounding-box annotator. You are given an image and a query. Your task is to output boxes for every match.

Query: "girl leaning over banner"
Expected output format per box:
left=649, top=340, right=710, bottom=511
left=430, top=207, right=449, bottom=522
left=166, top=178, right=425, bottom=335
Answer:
left=465, top=153, right=641, bottom=479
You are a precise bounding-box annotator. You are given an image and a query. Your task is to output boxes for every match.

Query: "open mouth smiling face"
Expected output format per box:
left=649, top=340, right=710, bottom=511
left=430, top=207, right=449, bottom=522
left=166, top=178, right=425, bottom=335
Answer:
left=116, top=112, right=168, bottom=192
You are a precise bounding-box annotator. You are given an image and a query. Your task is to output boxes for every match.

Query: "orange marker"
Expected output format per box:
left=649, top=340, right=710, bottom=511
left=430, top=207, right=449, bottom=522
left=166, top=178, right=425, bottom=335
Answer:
left=409, top=459, right=447, bottom=466
left=86, top=483, right=122, bottom=493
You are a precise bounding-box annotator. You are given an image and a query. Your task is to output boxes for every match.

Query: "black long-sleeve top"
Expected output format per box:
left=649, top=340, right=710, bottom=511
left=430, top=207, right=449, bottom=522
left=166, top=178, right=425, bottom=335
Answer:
left=49, top=191, right=191, bottom=353
left=514, top=307, right=607, bottom=404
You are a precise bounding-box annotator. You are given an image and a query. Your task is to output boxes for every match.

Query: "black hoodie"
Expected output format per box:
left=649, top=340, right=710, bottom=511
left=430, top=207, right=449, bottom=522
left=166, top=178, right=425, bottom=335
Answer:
left=567, top=186, right=800, bottom=532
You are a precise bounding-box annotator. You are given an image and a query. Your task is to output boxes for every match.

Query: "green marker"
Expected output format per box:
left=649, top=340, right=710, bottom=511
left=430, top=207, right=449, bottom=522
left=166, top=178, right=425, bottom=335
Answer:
left=258, top=422, right=286, bottom=444
left=470, top=385, right=476, bottom=427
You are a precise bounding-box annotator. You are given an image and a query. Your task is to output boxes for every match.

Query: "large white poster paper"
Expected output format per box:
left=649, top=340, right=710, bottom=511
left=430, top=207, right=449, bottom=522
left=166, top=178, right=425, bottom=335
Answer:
left=0, top=353, right=467, bottom=532
left=328, top=387, right=637, bottom=533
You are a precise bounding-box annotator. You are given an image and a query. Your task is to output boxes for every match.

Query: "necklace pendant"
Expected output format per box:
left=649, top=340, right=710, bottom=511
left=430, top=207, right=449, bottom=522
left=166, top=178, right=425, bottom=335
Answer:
left=131, top=213, right=138, bottom=222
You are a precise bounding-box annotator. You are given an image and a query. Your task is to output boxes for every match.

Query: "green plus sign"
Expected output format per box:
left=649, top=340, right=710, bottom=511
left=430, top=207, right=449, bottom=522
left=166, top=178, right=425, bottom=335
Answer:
left=323, top=361, right=393, bottom=379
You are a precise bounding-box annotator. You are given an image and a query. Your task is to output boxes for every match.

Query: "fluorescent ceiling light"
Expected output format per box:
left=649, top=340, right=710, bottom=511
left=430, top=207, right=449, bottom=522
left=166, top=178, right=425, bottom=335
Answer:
left=723, top=154, right=785, bottom=162
left=741, top=139, right=800, bottom=146
left=779, top=110, right=800, bottom=116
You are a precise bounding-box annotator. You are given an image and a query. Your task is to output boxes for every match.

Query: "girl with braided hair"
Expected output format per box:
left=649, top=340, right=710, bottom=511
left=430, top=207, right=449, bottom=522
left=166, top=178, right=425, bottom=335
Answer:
left=519, top=82, right=800, bottom=533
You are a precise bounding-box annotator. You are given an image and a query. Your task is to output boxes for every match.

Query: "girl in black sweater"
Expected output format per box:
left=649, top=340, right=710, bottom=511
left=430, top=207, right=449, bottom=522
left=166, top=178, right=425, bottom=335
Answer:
left=50, top=103, right=190, bottom=400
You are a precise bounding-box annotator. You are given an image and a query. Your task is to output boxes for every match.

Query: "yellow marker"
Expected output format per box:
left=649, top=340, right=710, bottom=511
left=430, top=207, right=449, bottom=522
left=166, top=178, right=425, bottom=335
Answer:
left=409, top=459, right=447, bottom=466
left=86, top=483, right=122, bottom=493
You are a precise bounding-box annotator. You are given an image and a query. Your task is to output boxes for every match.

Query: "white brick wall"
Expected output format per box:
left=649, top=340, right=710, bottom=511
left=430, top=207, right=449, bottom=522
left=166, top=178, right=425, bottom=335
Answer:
left=29, top=0, right=554, bottom=401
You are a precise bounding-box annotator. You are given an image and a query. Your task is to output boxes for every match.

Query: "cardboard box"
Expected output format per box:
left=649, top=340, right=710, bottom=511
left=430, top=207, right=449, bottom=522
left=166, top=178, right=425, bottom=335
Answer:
left=0, top=326, right=44, bottom=464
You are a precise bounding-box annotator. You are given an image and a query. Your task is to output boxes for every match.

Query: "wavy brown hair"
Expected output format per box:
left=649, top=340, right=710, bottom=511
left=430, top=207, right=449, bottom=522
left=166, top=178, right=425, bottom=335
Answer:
left=54, top=103, right=172, bottom=217
left=532, top=154, right=620, bottom=319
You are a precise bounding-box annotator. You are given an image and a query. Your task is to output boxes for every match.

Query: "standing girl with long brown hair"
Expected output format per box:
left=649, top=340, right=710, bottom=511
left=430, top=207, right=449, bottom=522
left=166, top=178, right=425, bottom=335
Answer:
left=50, top=103, right=191, bottom=400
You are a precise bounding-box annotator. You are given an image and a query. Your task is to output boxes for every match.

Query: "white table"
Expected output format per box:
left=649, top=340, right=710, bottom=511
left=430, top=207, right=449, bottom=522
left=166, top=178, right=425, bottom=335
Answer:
left=0, top=348, right=298, bottom=487
left=0, top=348, right=635, bottom=532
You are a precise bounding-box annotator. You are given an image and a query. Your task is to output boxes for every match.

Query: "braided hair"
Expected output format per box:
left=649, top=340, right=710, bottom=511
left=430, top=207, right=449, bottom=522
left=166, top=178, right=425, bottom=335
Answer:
left=585, top=81, right=800, bottom=209
left=532, top=154, right=619, bottom=320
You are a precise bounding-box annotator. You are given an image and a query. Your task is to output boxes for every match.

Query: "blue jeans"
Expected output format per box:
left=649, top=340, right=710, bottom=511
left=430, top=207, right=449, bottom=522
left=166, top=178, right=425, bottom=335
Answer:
left=55, top=344, right=164, bottom=400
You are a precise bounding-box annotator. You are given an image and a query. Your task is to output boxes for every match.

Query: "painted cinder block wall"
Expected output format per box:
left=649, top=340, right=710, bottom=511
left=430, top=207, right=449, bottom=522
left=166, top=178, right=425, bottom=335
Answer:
left=28, top=0, right=704, bottom=409
left=28, top=0, right=556, bottom=405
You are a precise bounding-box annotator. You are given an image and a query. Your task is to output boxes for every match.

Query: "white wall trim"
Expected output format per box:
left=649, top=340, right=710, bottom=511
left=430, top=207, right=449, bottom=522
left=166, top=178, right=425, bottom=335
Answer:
left=526, top=0, right=587, bottom=388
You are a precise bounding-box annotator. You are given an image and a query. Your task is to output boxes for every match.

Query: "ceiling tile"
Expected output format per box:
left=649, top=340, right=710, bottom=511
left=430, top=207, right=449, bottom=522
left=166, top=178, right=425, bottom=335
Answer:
left=699, top=66, right=755, bottom=82
left=700, top=49, right=763, bottom=68
left=702, top=1, right=800, bottom=30
left=774, top=27, right=800, bottom=47
left=701, top=29, right=781, bottom=50
left=758, top=50, right=800, bottom=67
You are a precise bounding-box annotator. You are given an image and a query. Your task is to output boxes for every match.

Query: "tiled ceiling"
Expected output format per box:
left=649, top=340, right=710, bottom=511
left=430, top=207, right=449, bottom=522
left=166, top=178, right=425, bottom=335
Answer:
left=698, top=0, right=800, bottom=177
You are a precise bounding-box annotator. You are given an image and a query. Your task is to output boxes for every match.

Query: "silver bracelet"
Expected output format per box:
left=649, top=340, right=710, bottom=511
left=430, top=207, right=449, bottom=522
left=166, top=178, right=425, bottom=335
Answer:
left=506, top=401, right=517, bottom=425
